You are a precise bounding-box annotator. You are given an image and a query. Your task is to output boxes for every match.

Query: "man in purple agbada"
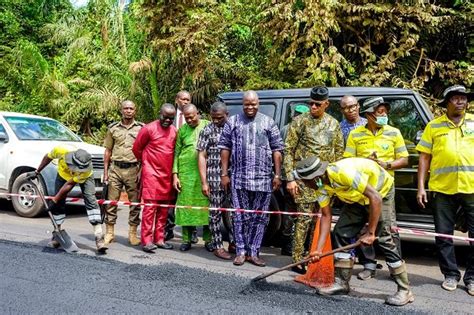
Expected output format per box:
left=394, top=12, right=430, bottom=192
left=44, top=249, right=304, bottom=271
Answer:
left=219, top=90, right=284, bottom=267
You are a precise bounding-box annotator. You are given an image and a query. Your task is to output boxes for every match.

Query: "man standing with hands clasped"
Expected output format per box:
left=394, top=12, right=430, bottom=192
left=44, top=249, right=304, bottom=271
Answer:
left=219, top=90, right=284, bottom=267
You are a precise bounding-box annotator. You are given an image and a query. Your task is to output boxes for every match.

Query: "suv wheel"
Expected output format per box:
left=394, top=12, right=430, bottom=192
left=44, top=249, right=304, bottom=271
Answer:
left=11, top=173, right=46, bottom=218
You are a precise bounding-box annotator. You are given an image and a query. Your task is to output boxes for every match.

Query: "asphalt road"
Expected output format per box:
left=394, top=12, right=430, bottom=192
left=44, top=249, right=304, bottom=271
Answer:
left=0, top=202, right=473, bottom=314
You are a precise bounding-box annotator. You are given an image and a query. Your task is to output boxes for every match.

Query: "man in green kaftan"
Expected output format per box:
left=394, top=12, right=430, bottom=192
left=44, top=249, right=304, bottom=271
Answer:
left=173, top=104, right=211, bottom=251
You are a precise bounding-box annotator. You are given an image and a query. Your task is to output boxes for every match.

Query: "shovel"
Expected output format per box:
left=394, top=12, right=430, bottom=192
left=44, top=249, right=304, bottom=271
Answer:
left=27, top=176, right=79, bottom=253
left=252, top=239, right=364, bottom=282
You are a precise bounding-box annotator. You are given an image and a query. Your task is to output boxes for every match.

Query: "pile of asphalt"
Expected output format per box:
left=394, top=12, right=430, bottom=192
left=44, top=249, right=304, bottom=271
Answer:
left=0, top=240, right=424, bottom=314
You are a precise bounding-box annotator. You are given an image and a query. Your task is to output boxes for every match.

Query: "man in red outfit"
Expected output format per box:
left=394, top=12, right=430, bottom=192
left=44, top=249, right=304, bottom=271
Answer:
left=132, top=103, right=177, bottom=253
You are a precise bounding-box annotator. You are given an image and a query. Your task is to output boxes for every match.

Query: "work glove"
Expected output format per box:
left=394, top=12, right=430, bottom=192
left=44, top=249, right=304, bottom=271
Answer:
left=25, top=171, right=38, bottom=180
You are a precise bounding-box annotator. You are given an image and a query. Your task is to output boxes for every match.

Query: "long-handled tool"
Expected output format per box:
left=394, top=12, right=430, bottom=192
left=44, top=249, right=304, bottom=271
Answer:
left=27, top=176, right=79, bottom=253
left=252, top=240, right=364, bottom=282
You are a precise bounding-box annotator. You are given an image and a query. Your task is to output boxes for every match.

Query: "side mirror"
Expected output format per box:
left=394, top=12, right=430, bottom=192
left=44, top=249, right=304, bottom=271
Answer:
left=0, top=131, right=8, bottom=143
left=414, top=130, right=423, bottom=145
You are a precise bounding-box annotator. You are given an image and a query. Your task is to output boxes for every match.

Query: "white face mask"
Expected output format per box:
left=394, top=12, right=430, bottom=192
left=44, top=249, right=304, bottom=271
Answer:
left=375, top=116, right=388, bottom=126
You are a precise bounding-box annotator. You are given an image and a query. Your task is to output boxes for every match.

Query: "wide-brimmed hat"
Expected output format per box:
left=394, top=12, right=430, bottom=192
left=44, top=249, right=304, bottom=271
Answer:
left=293, top=156, right=329, bottom=180
left=65, top=149, right=92, bottom=172
left=437, top=85, right=474, bottom=108
left=360, top=97, right=391, bottom=114
left=310, top=86, right=329, bottom=101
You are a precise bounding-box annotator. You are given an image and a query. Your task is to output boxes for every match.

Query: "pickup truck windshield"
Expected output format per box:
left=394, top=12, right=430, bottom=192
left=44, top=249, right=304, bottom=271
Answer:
left=5, top=116, right=80, bottom=141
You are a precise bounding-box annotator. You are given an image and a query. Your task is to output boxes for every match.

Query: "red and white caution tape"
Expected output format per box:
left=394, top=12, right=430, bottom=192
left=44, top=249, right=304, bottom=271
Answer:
left=1, top=192, right=321, bottom=217
left=2, top=192, right=473, bottom=243
left=393, top=227, right=474, bottom=243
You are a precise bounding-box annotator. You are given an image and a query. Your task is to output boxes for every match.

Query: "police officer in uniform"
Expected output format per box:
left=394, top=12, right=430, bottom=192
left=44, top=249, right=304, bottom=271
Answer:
left=344, top=96, right=408, bottom=280
left=103, top=100, right=144, bottom=246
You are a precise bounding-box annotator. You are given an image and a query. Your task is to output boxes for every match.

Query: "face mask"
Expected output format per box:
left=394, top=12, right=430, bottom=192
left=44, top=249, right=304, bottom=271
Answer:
left=375, top=116, right=388, bottom=126
left=314, top=177, right=323, bottom=190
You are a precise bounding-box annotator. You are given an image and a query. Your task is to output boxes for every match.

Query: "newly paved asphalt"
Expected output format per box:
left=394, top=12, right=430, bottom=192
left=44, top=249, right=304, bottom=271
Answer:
left=1, top=201, right=473, bottom=314
left=1, top=239, right=424, bottom=314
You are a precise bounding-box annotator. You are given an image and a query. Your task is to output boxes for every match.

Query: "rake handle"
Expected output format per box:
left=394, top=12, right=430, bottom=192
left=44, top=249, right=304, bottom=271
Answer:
left=252, top=239, right=367, bottom=282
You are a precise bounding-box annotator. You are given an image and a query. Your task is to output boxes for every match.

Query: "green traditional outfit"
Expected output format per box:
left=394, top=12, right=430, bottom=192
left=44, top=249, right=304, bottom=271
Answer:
left=173, top=120, right=211, bottom=243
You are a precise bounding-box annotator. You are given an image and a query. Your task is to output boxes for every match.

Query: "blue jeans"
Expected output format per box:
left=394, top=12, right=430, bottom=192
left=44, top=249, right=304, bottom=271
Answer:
left=433, top=192, right=474, bottom=284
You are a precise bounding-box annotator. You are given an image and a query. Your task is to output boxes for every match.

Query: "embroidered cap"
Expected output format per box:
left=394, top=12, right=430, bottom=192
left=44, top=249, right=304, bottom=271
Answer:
left=310, top=86, right=329, bottom=101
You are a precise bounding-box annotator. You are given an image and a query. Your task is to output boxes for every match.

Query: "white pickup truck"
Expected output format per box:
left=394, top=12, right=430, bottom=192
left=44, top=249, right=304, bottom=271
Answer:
left=0, top=111, right=105, bottom=217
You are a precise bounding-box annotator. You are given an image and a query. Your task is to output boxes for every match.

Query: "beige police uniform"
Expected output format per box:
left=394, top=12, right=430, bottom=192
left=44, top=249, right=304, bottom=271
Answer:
left=104, top=120, right=144, bottom=226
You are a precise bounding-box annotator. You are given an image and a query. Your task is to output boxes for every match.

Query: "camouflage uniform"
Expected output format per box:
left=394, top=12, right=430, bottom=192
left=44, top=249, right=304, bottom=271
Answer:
left=104, top=120, right=144, bottom=226
left=283, top=112, right=344, bottom=262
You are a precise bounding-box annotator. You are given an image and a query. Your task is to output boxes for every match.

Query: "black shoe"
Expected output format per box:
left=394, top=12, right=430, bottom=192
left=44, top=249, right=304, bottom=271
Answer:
left=155, top=242, right=174, bottom=250
left=204, top=242, right=214, bottom=252
left=191, top=230, right=198, bottom=244
left=291, top=265, right=307, bottom=275
left=180, top=243, right=191, bottom=251
left=165, top=231, right=175, bottom=242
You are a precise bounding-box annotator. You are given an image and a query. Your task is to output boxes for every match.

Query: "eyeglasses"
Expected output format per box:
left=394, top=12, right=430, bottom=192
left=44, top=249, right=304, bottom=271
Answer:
left=341, top=104, right=359, bottom=112
left=162, top=116, right=175, bottom=121
left=309, top=101, right=326, bottom=108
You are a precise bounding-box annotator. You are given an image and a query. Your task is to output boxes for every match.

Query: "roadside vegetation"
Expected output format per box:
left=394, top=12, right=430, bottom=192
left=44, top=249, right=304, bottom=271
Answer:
left=0, top=0, right=472, bottom=142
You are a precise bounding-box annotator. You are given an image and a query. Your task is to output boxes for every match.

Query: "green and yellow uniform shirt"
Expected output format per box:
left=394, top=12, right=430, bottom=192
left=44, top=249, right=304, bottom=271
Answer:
left=316, top=158, right=394, bottom=207
left=416, top=113, right=474, bottom=195
left=344, top=124, right=408, bottom=176
left=48, top=145, right=92, bottom=184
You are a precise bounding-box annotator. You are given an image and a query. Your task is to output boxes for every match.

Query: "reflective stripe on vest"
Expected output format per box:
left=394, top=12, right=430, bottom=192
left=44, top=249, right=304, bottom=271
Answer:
left=433, top=165, right=474, bottom=175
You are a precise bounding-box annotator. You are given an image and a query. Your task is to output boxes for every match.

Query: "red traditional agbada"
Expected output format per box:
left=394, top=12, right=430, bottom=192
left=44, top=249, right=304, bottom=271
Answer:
left=132, top=120, right=177, bottom=201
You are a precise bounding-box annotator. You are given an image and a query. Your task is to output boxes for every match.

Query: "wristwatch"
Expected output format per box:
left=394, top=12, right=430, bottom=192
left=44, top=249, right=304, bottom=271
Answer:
left=386, top=162, right=392, bottom=170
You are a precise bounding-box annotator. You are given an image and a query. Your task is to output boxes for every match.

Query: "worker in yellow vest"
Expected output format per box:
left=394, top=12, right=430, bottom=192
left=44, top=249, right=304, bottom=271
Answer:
left=294, top=156, right=414, bottom=306
left=416, top=85, right=474, bottom=296
left=344, top=96, right=408, bottom=280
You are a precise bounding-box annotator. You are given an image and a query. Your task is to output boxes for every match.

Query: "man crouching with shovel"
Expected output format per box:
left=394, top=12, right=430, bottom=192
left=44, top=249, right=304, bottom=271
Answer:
left=294, top=156, right=413, bottom=306
left=29, top=146, right=107, bottom=253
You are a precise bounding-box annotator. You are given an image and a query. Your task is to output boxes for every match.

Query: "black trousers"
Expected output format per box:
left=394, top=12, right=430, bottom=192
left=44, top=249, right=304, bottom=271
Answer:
left=433, top=192, right=474, bottom=284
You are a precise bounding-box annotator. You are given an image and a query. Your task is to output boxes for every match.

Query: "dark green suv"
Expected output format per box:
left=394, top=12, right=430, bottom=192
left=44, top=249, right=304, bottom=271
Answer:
left=218, top=87, right=444, bottom=244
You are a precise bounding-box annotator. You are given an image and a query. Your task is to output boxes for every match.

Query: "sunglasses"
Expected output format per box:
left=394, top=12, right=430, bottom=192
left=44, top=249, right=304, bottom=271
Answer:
left=309, top=101, right=326, bottom=107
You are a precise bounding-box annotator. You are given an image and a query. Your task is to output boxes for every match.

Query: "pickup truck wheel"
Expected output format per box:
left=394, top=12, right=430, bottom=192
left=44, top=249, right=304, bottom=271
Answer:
left=11, top=173, right=46, bottom=218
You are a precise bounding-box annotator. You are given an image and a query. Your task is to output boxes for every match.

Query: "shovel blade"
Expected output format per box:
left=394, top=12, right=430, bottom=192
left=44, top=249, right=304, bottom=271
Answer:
left=53, top=230, right=79, bottom=253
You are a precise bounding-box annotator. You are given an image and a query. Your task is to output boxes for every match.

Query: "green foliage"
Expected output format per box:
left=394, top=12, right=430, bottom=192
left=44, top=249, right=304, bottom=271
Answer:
left=0, top=0, right=472, bottom=143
